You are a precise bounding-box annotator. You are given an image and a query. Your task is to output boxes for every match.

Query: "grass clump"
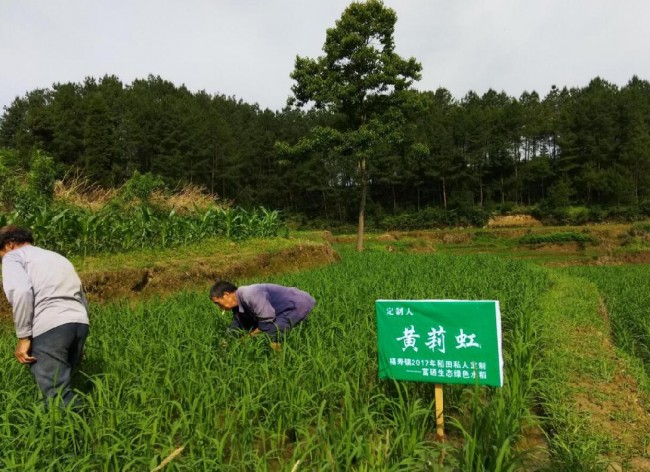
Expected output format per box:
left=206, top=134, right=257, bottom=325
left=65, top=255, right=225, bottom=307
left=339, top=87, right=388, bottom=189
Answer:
left=536, top=270, right=650, bottom=470
left=565, top=265, right=650, bottom=375
left=518, top=231, right=598, bottom=247
left=619, top=221, right=650, bottom=248
left=1, top=251, right=552, bottom=470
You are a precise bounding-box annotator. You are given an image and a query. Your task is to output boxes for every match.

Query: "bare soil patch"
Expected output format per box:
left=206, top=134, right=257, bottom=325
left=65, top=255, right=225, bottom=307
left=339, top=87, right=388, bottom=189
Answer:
left=618, top=250, right=650, bottom=264
left=376, top=233, right=398, bottom=241
left=554, top=249, right=650, bottom=267
left=569, top=301, right=650, bottom=469
left=525, top=243, right=587, bottom=253
left=88, top=243, right=338, bottom=303
left=486, top=214, right=542, bottom=228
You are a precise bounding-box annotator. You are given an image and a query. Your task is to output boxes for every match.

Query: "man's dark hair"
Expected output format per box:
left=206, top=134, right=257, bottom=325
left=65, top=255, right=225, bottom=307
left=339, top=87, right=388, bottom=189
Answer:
left=210, top=280, right=238, bottom=299
left=0, top=225, right=34, bottom=250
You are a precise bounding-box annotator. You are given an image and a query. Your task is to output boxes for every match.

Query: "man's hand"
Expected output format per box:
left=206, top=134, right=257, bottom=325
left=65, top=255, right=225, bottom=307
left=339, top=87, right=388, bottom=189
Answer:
left=270, top=342, right=282, bottom=353
left=15, top=338, right=36, bottom=364
left=250, top=328, right=262, bottom=337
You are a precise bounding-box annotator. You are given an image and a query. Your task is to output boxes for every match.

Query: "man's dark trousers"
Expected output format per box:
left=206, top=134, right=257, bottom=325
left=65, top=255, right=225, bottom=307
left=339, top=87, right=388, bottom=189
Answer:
left=30, top=322, right=89, bottom=407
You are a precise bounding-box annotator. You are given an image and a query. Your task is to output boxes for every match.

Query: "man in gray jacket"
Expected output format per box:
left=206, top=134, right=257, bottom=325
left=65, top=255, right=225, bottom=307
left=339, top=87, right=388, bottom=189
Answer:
left=210, top=280, right=316, bottom=351
left=0, top=225, right=89, bottom=407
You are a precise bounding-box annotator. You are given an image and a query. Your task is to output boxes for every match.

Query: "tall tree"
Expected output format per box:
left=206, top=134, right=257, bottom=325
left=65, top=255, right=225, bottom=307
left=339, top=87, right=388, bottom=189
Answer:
left=558, top=78, right=620, bottom=203
left=620, top=76, right=650, bottom=203
left=283, top=0, right=422, bottom=250
left=0, top=96, right=30, bottom=150
left=459, top=91, right=488, bottom=206
left=49, top=82, right=84, bottom=167
left=415, top=88, right=461, bottom=209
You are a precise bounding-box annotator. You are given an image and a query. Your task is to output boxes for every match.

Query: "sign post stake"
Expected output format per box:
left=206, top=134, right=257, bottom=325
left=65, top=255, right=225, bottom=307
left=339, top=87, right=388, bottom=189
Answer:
left=375, top=299, right=504, bottom=460
left=434, top=383, right=444, bottom=442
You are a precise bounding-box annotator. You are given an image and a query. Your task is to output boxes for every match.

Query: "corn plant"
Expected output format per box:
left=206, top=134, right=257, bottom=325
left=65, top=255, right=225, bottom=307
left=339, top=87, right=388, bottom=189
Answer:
left=0, top=203, right=285, bottom=257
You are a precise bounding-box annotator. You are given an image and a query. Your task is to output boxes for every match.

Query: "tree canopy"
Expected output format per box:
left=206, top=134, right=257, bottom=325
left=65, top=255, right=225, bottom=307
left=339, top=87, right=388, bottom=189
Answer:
left=1, top=2, right=650, bottom=230
left=284, top=0, right=423, bottom=249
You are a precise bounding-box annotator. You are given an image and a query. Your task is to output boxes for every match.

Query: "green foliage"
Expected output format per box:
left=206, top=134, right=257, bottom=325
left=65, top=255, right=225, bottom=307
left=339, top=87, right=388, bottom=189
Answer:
left=518, top=231, right=598, bottom=246
left=452, top=299, right=544, bottom=471
left=285, top=0, right=424, bottom=248
left=566, top=265, right=650, bottom=372
left=1, top=34, right=650, bottom=225
left=0, top=203, right=284, bottom=257
left=288, top=0, right=421, bottom=113
left=0, top=161, right=18, bottom=209
left=0, top=251, right=551, bottom=470
left=0, top=153, right=284, bottom=255
left=118, top=171, right=165, bottom=204
left=627, top=220, right=650, bottom=236
left=27, top=151, right=57, bottom=201
left=531, top=204, right=644, bottom=225
left=380, top=207, right=491, bottom=230
left=536, top=271, right=643, bottom=470
left=640, top=199, right=650, bottom=216
left=547, top=176, right=575, bottom=208
left=621, top=220, right=650, bottom=247
left=563, top=206, right=591, bottom=225
left=0, top=149, right=58, bottom=213
left=0, top=147, right=24, bottom=169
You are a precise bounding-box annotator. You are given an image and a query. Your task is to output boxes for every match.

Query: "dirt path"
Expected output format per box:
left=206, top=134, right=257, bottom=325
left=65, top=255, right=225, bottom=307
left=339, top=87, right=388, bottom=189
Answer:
left=572, top=299, right=650, bottom=471
left=539, top=271, right=650, bottom=471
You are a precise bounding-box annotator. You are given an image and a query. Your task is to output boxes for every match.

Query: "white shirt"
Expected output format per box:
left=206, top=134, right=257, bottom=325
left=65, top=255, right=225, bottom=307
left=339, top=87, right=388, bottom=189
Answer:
left=2, top=245, right=88, bottom=338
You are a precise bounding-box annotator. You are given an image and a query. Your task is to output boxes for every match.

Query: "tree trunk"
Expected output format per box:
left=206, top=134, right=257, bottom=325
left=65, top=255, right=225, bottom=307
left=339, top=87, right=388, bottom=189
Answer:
left=514, top=141, right=520, bottom=204
left=356, top=156, right=367, bottom=252
left=501, top=176, right=505, bottom=205
left=442, top=176, right=447, bottom=209
left=322, top=189, right=329, bottom=220
left=211, top=144, right=217, bottom=194
left=634, top=158, right=640, bottom=204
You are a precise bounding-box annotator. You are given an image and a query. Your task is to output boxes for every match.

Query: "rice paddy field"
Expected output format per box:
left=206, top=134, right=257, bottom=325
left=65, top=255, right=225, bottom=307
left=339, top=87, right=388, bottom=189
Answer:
left=2, top=229, right=650, bottom=471
left=563, top=265, right=650, bottom=373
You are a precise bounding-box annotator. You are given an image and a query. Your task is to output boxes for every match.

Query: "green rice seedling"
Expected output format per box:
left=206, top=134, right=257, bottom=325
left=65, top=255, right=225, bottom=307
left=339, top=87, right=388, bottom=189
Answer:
left=451, top=309, right=543, bottom=471
left=534, top=270, right=646, bottom=470
left=2, top=251, right=554, bottom=470
left=565, top=265, right=650, bottom=370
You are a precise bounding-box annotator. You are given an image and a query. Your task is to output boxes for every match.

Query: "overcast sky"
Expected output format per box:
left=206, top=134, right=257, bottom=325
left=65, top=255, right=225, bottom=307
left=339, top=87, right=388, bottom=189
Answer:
left=2, top=0, right=649, bottom=112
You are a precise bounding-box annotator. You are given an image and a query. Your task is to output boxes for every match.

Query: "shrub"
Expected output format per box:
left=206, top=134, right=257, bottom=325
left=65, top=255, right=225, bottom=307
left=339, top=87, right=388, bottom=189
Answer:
left=0, top=150, right=59, bottom=211
left=640, top=200, right=650, bottom=217
left=628, top=221, right=650, bottom=236
left=27, top=151, right=58, bottom=202
left=518, top=231, right=598, bottom=247
left=564, top=206, right=591, bottom=225
left=118, top=171, right=166, bottom=204
left=380, top=207, right=490, bottom=231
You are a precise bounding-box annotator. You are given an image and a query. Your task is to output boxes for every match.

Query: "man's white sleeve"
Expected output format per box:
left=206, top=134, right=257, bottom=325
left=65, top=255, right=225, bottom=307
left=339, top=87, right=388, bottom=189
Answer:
left=2, top=254, right=35, bottom=338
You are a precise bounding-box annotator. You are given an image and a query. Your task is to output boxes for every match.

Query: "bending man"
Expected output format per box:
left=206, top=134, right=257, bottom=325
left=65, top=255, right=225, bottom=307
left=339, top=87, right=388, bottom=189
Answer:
left=210, top=281, right=316, bottom=344
left=0, top=225, right=89, bottom=407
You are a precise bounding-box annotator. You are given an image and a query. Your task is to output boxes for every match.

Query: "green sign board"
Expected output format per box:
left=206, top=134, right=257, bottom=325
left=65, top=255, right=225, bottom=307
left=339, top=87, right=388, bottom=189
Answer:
left=376, top=300, right=503, bottom=387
